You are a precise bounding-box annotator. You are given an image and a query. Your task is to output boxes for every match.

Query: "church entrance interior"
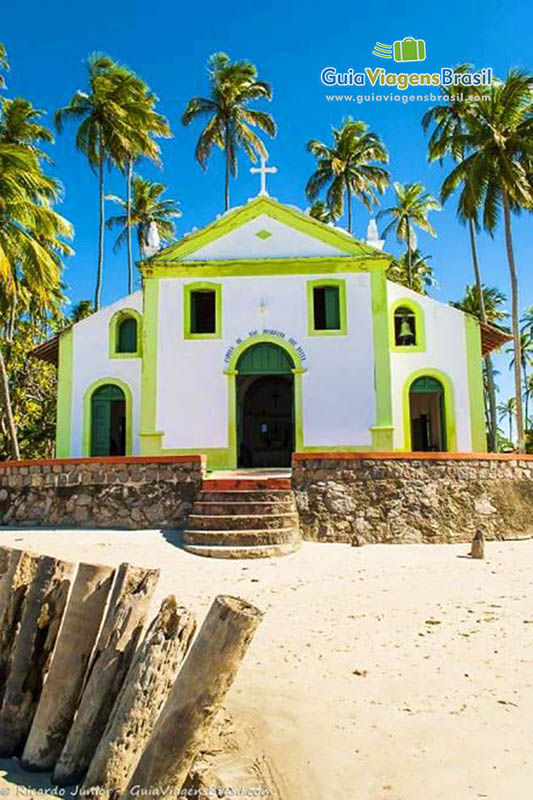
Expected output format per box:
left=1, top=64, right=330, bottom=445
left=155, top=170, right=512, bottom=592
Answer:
left=236, top=343, right=295, bottom=468
left=90, top=384, right=126, bottom=456
left=409, top=376, right=447, bottom=452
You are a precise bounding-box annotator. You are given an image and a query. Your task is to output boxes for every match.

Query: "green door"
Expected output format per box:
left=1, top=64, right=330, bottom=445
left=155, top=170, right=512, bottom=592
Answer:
left=90, top=384, right=126, bottom=456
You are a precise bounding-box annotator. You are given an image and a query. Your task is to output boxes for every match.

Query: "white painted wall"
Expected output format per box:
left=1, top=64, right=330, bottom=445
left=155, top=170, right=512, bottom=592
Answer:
left=388, top=282, right=472, bottom=451
left=187, top=214, right=348, bottom=261
left=157, top=273, right=375, bottom=450
left=69, top=292, right=143, bottom=456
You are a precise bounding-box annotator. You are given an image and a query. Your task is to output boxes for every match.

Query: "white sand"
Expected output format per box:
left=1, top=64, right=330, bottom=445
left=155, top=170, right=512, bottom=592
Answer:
left=1, top=529, right=533, bottom=800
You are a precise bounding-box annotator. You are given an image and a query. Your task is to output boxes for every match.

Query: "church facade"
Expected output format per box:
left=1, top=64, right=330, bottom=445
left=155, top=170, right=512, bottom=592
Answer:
left=48, top=195, right=492, bottom=469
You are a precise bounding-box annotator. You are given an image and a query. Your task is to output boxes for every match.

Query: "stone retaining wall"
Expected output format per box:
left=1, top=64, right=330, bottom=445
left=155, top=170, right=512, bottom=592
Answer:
left=0, top=456, right=205, bottom=529
left=292, top=453, right=533, bottom=544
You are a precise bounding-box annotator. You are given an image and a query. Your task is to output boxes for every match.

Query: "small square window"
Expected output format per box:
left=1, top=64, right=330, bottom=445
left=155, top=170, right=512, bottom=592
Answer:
left=313, top=286, right=340, bottom=331
left=190, top=290, right=216, bottom=334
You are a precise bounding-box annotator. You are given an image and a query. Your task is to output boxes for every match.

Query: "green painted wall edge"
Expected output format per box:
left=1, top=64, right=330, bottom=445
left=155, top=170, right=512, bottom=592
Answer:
left=306, top=278, right=348, bottom=336
left=55, top=328, right=73, bottom=457
left=401, top=367, right=457, bottom=452
left=82, top=377, right=133, bottom=456
left=142, top=196, right=392, bottom=264
left=389, top=296, right=427, bottom=353
left=370, top=271, right=394, bottom=450
left=140, top=277, right=160, bottom=453
left=464, top=314, right=487, bottom=452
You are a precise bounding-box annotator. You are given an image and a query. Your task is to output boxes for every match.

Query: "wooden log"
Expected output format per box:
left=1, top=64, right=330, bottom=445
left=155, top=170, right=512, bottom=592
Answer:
left=123, top=595, right=263, bottom=798
left=0, top=554, right=75, bottom=757
left=82, top=596, right=196, bottom=798
left=0, top=548, right=40, bottom=702
left=471, top=529, right=485, bottom=559
left=53, top=564, right=159, bottom=787
left=21, top=562, right=115, bottom=771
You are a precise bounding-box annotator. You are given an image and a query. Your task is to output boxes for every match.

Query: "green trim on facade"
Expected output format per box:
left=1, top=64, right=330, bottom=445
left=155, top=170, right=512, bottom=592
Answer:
left=402, top=368, right=457, bottom=452
left=142, top=196, right=391, bottom=266
left=464, top=314, right=487, bottom=452
left=306, top=278, right=347, bottom=337
left=82, top=377, right=133, bottom=456
left=55, top=328, right=73, bottom=457
left=108, top=308, right=143, bottom=359
left=370, top=271, right=394, bottom=450
left=183, top=281, right=222, bottom=340
left=139, top=277, right=160, bottom=454
left=143, top=256, right=389, bottom=279
left=389, top=296, right=426, bottom=353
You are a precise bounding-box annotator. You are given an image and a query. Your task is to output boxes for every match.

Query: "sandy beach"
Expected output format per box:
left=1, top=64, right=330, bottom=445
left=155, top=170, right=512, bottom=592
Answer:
left=0, top=529, right=532, bottom=800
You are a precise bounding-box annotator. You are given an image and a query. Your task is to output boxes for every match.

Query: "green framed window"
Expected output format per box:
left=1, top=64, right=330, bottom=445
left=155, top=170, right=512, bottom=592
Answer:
left=307, top=279, right=347, bottom=336
left=109, top=309, right=142, bottom=359
left=117, top=317, right=137, bottom=353
left=184, top=282, right=222, bottom=339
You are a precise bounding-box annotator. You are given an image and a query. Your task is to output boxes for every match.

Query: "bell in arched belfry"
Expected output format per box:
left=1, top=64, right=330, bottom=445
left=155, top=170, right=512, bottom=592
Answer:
left=399, top=316, right=415, bottom=344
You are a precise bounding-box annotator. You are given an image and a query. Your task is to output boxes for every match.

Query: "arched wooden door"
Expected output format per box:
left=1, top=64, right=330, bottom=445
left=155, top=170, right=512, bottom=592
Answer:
left=409, top=376, right=447, bottom=451
left=90, top=384, right=126, bottom=456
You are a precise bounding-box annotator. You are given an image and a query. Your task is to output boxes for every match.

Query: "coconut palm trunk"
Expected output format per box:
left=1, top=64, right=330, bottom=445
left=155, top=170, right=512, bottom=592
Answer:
left=126, top=157, right=133, bottom=294
left=346, top=185, right=353, bottom=233
left=406, top=224, right=412, bottom=289
left=224, top=124, right=231, bottom=211
left=467, top=218, right=497, bottom=451
left=503, top=190, right=524, bottom=452
left=0, top=345, right=19, bottom=460
left=94, top=131, right=105, bottom=311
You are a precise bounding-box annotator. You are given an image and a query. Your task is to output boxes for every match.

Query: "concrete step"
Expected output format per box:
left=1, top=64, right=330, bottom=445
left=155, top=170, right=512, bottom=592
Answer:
left=183, top=540, right=301, bottom=560
left=198, top=490, right=294, bottom=503
left=183, top=527, right=299, bottom=547
left=192, top=500, right=296, bottom=516
left=187, top=512, right=299, bottom=531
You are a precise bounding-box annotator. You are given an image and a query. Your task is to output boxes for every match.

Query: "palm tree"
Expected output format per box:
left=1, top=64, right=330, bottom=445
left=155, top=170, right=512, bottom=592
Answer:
left=110, top=88, right=171, bottom=293
left=498, top=397, right=516, bottom=444
left=377, top=182, right=440, bottom=288
left=55, top=54, right=153, bottom=310
left=0, top=43, right=8, bottom=90
left=182, top=52, right=276, bottom=211
left=524, top=374, right=533, bottom=432
left=0, top=98, right=54, bottom=156
left=308, top=200, right=338, bottom=224
left=0, top=133, right=73, bottom=458
left=440, top=70, right=533, bottom=452
left=451, top=284, right=507, bottom=324
left=423, top=66, right=500, bottom=450
left=506, top=331, right=533, bottom=429
left=520, top=305, right=533, bottom=338
left=306, top=119, right=389, bottom=233
left=69, top=300, right=94, bottom=322
left=106, top=175, right=181, bottom=262
left=387, top=248, right=436, bottom=295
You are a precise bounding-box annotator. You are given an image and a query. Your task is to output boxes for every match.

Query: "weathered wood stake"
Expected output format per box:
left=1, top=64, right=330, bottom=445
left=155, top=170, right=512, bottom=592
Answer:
left=123, top=595, right=263, bottom=798
left=0, top=554, right=75, bottom=757
left=21, top=562, right=115, bottom=771
left=83, top=596, right=196, bottom=798
left=471, top=529, right=485, bottom=559
left=53, top=564, right=159, bottom=787
left=0, top=548, right=40, bottom=703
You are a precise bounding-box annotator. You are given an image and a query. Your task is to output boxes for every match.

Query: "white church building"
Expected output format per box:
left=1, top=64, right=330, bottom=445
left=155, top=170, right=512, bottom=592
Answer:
left=37, top=186, right=506, bottom=470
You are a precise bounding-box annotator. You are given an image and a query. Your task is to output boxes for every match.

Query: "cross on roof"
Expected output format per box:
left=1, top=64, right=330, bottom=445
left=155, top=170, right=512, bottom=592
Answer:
left=250, top=156, right=278, bottom=196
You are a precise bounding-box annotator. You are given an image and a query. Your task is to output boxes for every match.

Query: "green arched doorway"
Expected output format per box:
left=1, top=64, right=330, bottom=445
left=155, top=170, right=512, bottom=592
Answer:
left=236, top=343, right=295, bottom=467
left=409, top=375, right=447, bottom=451
left=90, top=384, right=127, bottom=456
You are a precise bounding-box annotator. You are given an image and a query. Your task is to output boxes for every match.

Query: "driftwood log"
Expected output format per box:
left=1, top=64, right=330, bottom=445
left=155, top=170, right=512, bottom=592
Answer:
left=21, top=562, right=115, bottom=771
left=123, top=595, right=263, bottom=798
left=83, top=595, right=197, bottom=797
left=53, top=564, right=159, bottom=787
left=0, top=554, right=75, bottom=757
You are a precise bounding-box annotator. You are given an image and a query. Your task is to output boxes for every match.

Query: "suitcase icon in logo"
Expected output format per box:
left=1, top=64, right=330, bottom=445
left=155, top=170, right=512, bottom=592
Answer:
left=393, top=37, right=426, bottom=62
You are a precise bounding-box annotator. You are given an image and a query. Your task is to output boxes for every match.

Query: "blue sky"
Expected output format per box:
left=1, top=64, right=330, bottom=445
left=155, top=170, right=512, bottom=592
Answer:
left=2, top=0, right=532, bottom=403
